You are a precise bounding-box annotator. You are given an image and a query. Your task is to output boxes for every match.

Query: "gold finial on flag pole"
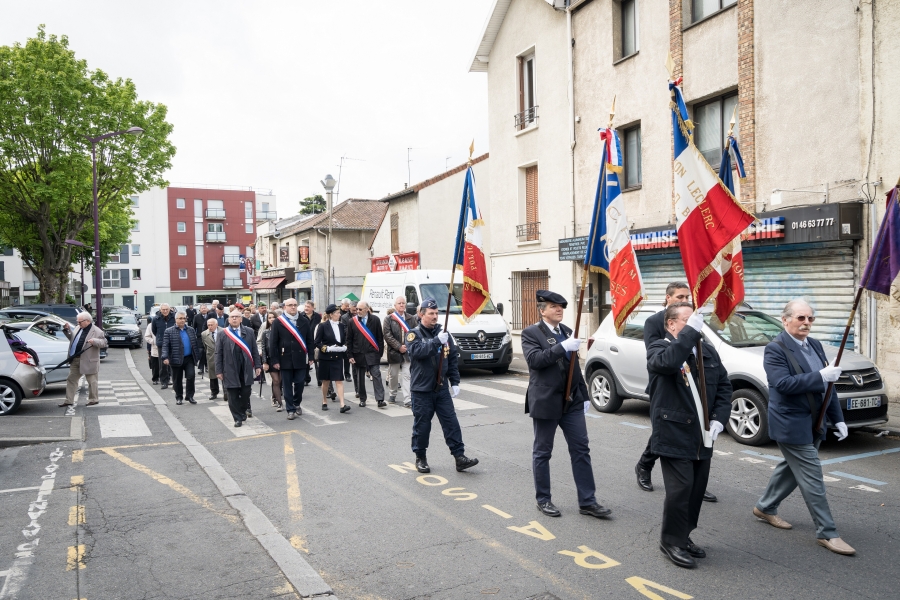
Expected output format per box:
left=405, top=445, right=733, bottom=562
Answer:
left=727, top=104, right=738, bottom=138
left=468, top=139, right=475, bottom=166
left=608, top=95, right=616, bottom=129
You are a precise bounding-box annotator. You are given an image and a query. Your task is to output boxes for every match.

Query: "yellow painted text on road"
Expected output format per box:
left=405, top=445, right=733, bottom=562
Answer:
left=416, top=475, right=448, bottom=486
left=442, top=487, right=477, bottom=501
left=558, top=545, right=621, bottom=569
left=507, top=520, right=556, bottom=541
left=482, top=505, right=513, bottom=519
left=626, top=576, right=693, bottom=600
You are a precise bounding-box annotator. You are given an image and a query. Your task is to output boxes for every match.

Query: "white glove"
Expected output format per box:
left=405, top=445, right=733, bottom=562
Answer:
left=451, top=385, right=460, bottom=398
left=583, top=401, right=590, bottom=414
left=326, top=345, right=346, bottom=353
left=686, top=312, right=705, bottom=333
left=835, top=422, right=848, bottom=441
left=437, top=331, right=449, bottom=345
left=561, top=336, right=581, bottom=352
left=709, top=421, right=724, bottom=441
left=820, top=365, right=842, bottom=383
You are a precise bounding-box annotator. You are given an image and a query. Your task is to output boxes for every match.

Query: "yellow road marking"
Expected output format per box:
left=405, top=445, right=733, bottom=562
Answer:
left=507, top=520, right=556, bottom=541
left=66, top=545, right=85, bottom=571
left=219, top=432, right=281, bottom=443
left=558, top=546, right=621, bottom=569
left=72, top=450, right=84, bottom=463
left=482, top=505, right=513, bottom=519
left=416, top=475, right=448, bottom=486
left=99, top=448, right=237, bottom=524
left=441, top=487, right=477, bottom=501
left=85, top=441, right=180, bottom=453
left=625, top=576, right=693, bottom=600
left=70, top=476, right=84, bottom=487
left=283, top=434, right=303, bottom=522
left=68, top=505, right=85, bottom=526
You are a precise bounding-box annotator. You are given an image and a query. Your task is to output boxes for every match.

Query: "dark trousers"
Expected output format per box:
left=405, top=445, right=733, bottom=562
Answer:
left=171, top=356, right=196, bottom=400
left=226, top=385, right=251, bottom=422
left=209, top=375, right=220, bottom=397
left=410, top=388, right=464, bottom=457
left=149, top=356, right=160, bottom=382
left=281, top=368, right=307, bottom=413
left=159, top=355, right=170, bottom=384
left=343, top=355, right=352, bottom=379
left=638, top=437, right=659, bottom=471
left=532, top=410, right=597, bottom=506
left=354, top=362, right=385, bottom=402
left=659, top=456, right=711, bottom=548
left=197, top=352, right=207, bottom=375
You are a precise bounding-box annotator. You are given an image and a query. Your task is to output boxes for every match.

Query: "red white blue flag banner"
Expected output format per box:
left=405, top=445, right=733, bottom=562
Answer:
left=452, top=166, right=491, bottom=322
left=277, top=315, right=308, bottom=353
left=223, top=327, right=255, bottom=364
left=353, top=316, right=380, bottom=351
left=390, top=312, right=410, bottom=333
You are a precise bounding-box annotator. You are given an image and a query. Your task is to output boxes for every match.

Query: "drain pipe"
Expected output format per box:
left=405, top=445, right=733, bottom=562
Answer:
left=567, top=2, right=576, bottom=240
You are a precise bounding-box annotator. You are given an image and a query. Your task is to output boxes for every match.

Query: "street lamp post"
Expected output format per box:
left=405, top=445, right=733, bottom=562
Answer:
left=320, top=174, right=337, bottom=304
left=64, top=239, right=86, bottom=307
left=85, top=127, right=143, bottom=326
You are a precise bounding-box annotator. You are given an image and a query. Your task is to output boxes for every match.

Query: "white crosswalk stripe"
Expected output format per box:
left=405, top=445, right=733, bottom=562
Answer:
left=98, top=414, right=152, bottom=438
left=460, top=383, right=525, bottom=404
left=208, top=405, right=276, bottom=436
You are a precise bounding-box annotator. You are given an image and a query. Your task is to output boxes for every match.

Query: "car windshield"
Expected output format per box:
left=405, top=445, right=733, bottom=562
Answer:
left=24, top=327, right=58, bottom=341
left=705, top=310, right=783, bottom=347
left=419, top=283, right=496, bottom=314
left=104, top=314, right=133, bottom=325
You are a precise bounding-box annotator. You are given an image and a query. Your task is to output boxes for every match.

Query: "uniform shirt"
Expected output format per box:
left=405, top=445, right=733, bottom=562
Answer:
left=329, top=320, right=341, bottom=340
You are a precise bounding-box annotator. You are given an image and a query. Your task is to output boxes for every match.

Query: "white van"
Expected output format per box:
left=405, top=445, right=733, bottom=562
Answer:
left=361, top=270, right=513, bottom=374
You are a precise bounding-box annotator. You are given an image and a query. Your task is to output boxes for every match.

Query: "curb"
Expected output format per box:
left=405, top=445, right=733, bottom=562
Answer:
left=0, top=416, right=84, bottom=448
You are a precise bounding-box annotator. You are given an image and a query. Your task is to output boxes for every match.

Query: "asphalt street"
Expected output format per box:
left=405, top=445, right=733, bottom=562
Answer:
left=1, top=346, right=898, bottom=600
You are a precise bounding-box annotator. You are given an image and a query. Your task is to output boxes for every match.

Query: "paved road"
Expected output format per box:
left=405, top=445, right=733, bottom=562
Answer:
left=1, top=347, right=898, bottom=599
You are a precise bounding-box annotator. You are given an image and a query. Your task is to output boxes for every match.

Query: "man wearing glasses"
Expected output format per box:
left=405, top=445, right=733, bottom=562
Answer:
left=58, top=312, right=108, bottom=407
left=753, top=299, right=854, bottom=556
left=269, top=298, right=314, bottom=419
left=346, top=301, right=386, bottom=408
left=216, top=309, right=262, bottom=427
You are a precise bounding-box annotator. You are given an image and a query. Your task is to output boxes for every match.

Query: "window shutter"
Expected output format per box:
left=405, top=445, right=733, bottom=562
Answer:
left=390, top=212, right=400, bottom=254
left=120, top=244, right=129, bottom=264
left=0, top=261, right=5, bottom=281
left=525, top=166, right=539, bottom=241
left=120, top=269, right=130, bottom=289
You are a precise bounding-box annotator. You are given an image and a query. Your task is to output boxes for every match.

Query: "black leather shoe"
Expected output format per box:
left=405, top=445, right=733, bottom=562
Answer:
left=359, top=401, right=366, bottom=408
left=321, top=404, right=329, bottom=411
left=702, top=490, right=717, bottom=503
left=208, top=395, right=217, bottom=400
left=176, top=398, right=183, bottom=405
left=246, top=410, right=252, bottom=418
left=187, top=397, right=197, bottom=404
left=659, top=542, right=697, bottom=569
left=686, top=538, right=706, bottom=558
left=537, top=501, right=561, bottom=517
left=161, top=384, right=169, bottom=389
left=416, top=456, right=430, bottom=473
left=151, top=380, right=159, bottom=385
left=455, top=455, right=479, bottom=472
left=234, top=420, right=242, bottom=428
left=579, top=503, right=612, bottom=518
left=635, top=464, right=654, bottom=492
left=377, top=400, right=387, bottom=408
left=340, top=405, right=350, bottom=413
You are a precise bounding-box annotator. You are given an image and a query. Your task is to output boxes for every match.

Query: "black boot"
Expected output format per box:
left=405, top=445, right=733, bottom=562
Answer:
left=455, top=455, right=479, bottom=472
left=416, top=455, right=430, bottom=473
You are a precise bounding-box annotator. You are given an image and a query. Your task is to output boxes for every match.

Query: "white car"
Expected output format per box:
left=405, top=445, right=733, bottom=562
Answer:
left=584, top=306, right=889, bottom=446
left=4, top=315, right=73, bottom=384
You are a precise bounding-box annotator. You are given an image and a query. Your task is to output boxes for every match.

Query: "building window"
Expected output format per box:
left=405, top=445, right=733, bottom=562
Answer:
left=621, top=0, right=638, bottom=58
left=102, top=269, right=121, bottom=288
left=245, top=223, right=253, bottom=234
left=692, top=0, right=736, bottom=23
left=178, top=245, right=187, bottom=256
left=196, top=246, right=204, bottom=264
left=177, top=222, right=186, bottom=232
left=245, top=202, right=253, bottom=219
left=131, top=195, right=139, bottom=207
left=132, top=269, right=141, bottom=280
left=623, top=124, right=642, bottom=189
left=261, top=202, right=270, bottom=212
left=390, top=213, right=400, bottom=253
left=517, top=165, right=540, bottom=242
left=693, top=93, right=738, bottom=168
left=195, top=222, right=204, bottom=241
left=196, top=269, right=205, bottom=287
left=108, top=251, right=120, bottom=263
left=510, top=270, right=548, bottom=330
left=176, top=198, right=185, bottom=209
left=131, top=220, right=140, bottom=232
left=178, top=269, right=188, bottom=279
left=194, top=199, right=203, bottom=218
left=131, top=244, right=140, bottom=256
left=516, top=52, right=537, bottom=130
left=208, top=223, right=224, bottom=233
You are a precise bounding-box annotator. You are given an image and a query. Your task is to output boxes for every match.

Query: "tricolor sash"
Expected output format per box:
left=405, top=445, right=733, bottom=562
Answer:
left=223, top=327, right=254, bottom=364
left=390, top=312, right=410, bottom=333
left=353, top=316, right=380, bottom=351
left=277, top=314, right=308, bottom=353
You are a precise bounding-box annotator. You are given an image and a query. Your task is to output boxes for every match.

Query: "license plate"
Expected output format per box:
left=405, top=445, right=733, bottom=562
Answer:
left=112, top=336, right=125, bottom=341
left=847, top=396, right=881, bottom=410
left=471, top=353, right=494, bottom=360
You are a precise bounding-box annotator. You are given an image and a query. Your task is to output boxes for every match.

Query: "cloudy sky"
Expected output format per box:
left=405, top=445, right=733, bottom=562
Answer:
left=0, top=1, right=491, bottom=215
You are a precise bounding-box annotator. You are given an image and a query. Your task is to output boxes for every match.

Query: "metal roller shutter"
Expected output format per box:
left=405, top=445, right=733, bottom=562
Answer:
left=635, top=241, right=857, bottom=348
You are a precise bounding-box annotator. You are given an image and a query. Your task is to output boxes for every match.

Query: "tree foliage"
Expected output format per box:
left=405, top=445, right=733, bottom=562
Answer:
left=300, top=194, right=326, bottom=215
left=0, top=26, right=176, bottom=302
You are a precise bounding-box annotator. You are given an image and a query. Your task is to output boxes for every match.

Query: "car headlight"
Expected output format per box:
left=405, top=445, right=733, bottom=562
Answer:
left=501, top=332, right=511, bottom=346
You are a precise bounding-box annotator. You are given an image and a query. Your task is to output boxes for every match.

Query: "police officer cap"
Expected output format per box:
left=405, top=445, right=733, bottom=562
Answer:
left=535, top=289, right=567, bottom=308
left=420, top=298, right=439, bottom=310
left=324, top=303, right=339, bottom=315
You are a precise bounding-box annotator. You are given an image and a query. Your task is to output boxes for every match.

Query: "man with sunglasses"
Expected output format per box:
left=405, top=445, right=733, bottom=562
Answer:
left=753, top=299, right=854, bottom=556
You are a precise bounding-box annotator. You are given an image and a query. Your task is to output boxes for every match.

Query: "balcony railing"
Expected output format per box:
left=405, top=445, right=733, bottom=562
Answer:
left=222, top=254, right=242, bottom=265
left=223, top=278, right=243, bottom=288
left=206, top=231, right=226, bottom=243
left=205, top=208, right=226, bottom=219
left=256, top=211, right=277, bottom=221
left=516, top=221, right=540, bottom=242
left=23, top=281, right=40, bottom=291
left=514, top=105, right=538, bottom=131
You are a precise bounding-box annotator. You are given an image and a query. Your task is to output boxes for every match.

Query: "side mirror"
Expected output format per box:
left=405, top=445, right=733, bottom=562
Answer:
left=407, top=302, right=418, bottom=313
left=496, top=302, right=504, bottom=316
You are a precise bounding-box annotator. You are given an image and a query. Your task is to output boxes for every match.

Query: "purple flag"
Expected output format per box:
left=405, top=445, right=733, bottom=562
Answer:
left=860, top=187, right=900, bottom=295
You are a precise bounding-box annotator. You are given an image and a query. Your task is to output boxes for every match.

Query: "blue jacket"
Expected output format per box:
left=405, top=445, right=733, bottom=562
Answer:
left=521, top=321, right=589, bottom=420
left=407, top=323, right=459, bottom=393
left=161, top=325, right=202, bottom=366
left=763, top=330, right=843, bottom=445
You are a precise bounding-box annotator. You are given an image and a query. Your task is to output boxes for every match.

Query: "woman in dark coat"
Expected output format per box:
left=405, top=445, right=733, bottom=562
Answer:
left=314, top=304, right=350, bottom=413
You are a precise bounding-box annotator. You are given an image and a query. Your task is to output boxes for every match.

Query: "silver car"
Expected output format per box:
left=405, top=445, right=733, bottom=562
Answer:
left=4, top=315, right=73, bottom=384
left=0, top=324, right=47, bottom=415
left=584, top=307, right=889, bottom=446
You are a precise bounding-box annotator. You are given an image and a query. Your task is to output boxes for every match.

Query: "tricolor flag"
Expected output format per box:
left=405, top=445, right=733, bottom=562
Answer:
left=713, top=135, right=748, bottom=325
left=860, top=185, right=900, bottom=297
left=452, top=164, right=490, bottom=322
left=584, top=127, right=645, bottom=334
left=670, top=78, right=755, bottom=311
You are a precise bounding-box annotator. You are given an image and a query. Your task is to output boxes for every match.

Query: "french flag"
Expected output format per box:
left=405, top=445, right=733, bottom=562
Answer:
left=670, top=78, right=754, bottom=312
left=714, top=135, right=748, bottom=325
left=453, top=165, right=491, bottom=321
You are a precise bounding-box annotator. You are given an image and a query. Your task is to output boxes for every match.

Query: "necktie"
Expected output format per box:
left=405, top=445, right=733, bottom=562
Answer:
left=553, top=328, right=560, bottom=335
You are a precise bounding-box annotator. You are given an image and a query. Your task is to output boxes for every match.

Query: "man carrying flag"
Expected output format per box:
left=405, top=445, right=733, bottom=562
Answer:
left=713, top=127, right=748, bottom=326
left=452, top=147, right=491, bottom=322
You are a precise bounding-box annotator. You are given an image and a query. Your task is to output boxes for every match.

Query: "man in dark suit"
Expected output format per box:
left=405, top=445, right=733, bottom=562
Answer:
left=753, top=299, right=854, bottom=556
left=634, top=282, right=717, bottom=503
left=340, top=300, right=355, bottom=384
left=192, top=303, right=210, bottom=376
left=302, top=300, right=322, bottom=386
left=250, top=303, right=268, bottom=335
left=269, top=298, right=314, bottom=419
left=522, top=290, right=612, bottom=521
left=647, top=302, right=731, bottom=568
left=185, top=303, right=197, bottom=325
left=346, top=301, right=386, bottom=407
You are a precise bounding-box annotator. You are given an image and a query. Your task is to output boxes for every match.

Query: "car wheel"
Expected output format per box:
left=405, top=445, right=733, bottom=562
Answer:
left=491, top=366, right=509, bottom=375
left=589, top=368, right=623, bottom=413
left=0, top=381, right=23, bottom=416
left=727, top=388, right=769, bottom=446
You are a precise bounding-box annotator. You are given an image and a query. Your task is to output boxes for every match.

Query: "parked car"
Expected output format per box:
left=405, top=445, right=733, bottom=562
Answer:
left=104, top=305, right=142, bottom=325
left=17, top=303, right=84, bottom=325
left=0, top=308, right=107, bottom=360
left=584, top=306, right=889, bottom=446
left=149, top=305, right=187, bottom=320
left=0, top=323, right=46, bottom=415
left=3, top=316, right=72, bottom=383
left=103, top=312, right=143, bottom=348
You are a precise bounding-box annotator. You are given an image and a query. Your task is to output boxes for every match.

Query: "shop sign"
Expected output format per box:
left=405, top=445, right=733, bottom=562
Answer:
left=249, top=276, right=261, bottom=284
left=299, top=246, right=310, bottom=264
left=296, top=270, right=312, bottom=281
left=558, top=237, right=589, bottom=261
left=279, top=247, right=289, bottom=262
left=371, top=252, right=420, bottom=272
left=239, top=254, right=246, bottom=272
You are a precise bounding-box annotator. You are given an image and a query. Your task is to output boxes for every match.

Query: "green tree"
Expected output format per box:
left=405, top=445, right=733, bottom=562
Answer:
left=0, top=26, right=175, bottom=302
left=300, top=194, right=326, bottom=215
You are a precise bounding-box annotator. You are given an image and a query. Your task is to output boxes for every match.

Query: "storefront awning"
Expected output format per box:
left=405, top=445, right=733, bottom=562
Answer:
left=253, top=277, right=284, bottom=290
left=284, top=279, right=312, bottom=289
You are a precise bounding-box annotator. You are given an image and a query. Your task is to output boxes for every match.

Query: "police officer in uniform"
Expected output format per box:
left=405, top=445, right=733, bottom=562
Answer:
left=522, top=290, right=612, bottom=520
left=407, top=298, right=479, bottom=474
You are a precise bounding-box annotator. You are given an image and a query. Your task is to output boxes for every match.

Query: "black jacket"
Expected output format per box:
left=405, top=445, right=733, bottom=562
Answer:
left=407, top=323, right=459, bottom=393
left=345, top=313, right=384, bottom=366
left=192, top=312, right=212, bottom=334
left=268, top=313, right=313, bottom=370
left=160, top=325, right=202, bottom=366
left=643, top=308, right=667, bottom=346
left=186, top=307, right=197, bottom=323
left=314, top=320, right=347, bottom=363
left=151, top=312, right=176, bottom=348
left=521, top=321, right=588, bottom=420
left=250, top=312, right=266, bottom=335
left=646, top=327, right=731, bottom=460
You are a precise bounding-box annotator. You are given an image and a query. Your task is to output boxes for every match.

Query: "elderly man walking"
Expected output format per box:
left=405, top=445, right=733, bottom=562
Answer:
left=216, top=309, right=262, bottom=427
left=58, top=312, right=108, bottom=407
left=201, top=318, right=221, bottom=400
left=753, top=299, right=855, bottom=555
left=161, top=312, right=202, bottom=405
left=383, top=295, right=418, bottom=408
left=346, top=300, right=386, bottom=408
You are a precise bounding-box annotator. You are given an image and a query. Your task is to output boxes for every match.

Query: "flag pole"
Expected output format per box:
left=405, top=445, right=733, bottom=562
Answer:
left=563, top=98, right=614, bottom=406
